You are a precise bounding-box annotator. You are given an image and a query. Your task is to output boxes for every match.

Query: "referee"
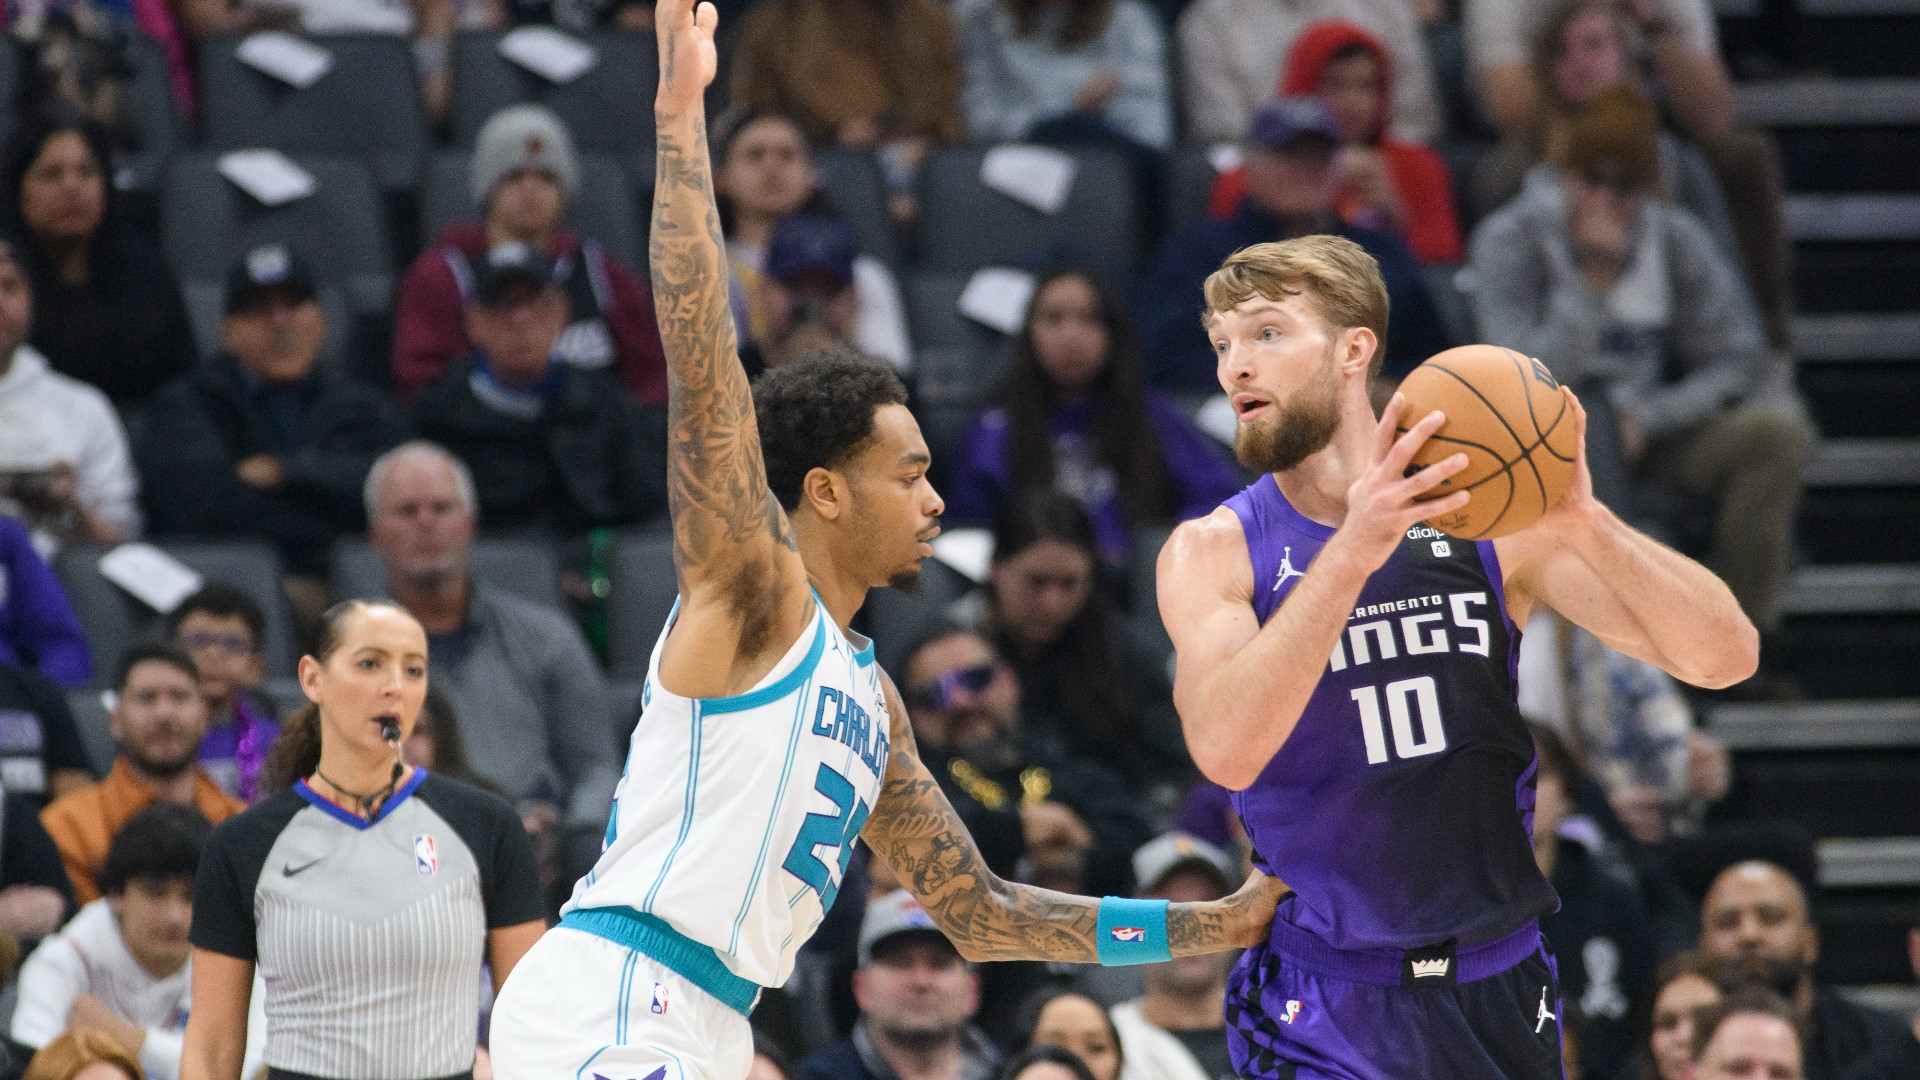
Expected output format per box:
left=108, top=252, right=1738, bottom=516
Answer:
left=181, top=601, right=547, bottom=1080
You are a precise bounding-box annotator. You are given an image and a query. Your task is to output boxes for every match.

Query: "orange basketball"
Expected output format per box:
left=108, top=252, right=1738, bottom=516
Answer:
left=1393, top=345, right=1579, bottom=540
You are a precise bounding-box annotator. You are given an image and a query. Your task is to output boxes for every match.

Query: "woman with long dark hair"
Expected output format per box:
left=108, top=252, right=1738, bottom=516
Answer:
left=0, top=109, right=194, bottom=405
left=946, top=268, right=1240, bottom=569
left=182, top=600, right=546, bottom=1080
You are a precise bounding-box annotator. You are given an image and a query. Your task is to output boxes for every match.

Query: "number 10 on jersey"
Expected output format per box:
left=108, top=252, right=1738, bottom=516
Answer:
left=1350, top=675, right=1448, bottom=764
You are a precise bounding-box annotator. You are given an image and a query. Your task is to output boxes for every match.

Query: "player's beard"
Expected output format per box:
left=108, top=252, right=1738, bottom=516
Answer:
left=1235, top=349, right=1341, bottom=475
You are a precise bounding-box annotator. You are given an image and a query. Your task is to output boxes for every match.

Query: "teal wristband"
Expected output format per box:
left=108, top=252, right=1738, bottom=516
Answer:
left=1095, top=897, right=1171, bottom=966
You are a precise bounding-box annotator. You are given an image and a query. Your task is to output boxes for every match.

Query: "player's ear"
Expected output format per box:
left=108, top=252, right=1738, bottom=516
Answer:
left=800, top=465, right=847, bottom=522
left=1338, top=326, right=1376, bottom=377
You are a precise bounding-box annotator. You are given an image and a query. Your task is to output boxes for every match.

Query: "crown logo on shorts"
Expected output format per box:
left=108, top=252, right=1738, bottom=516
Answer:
left=1409, top=957, right=1451, bottom=978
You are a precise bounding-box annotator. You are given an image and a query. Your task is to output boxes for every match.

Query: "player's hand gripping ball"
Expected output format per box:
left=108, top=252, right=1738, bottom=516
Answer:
left=1393, top=345, right=1579, bottom=539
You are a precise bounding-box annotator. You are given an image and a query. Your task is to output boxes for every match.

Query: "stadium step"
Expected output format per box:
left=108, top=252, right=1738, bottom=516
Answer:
left=1803, top=438, right=1920, bottom=487
left=1796, top=313, right=1920, bottom=362
left=1710, top=697, right=1920, bottom=750
left=1785, top=194, right=1920, bottom=241
left=1820, top=836, right=1920, bottom=888
left=1781, top=564, right=1920, bottom=614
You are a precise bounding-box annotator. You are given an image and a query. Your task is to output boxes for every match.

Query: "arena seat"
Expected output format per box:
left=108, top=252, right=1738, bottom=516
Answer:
left=55, top=540, right=302, bottom=685
left=606, top=529, right=679, bottom=680
left=62, top=688, right=115, bottom=778
left=327, top=535, right=566, bottom=613
left=812, top=148, right=898, bottom=267
left=419, top=150, right=643, bottom=269
left=197, top=33, right=428, bottom=194
left=913, top=145, right=1138, bottom=286
left=448, top=31, right=656, bottom=188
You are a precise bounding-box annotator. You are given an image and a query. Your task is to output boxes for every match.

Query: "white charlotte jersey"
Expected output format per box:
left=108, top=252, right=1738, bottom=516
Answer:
left=564, top=596, right=891, bottom=989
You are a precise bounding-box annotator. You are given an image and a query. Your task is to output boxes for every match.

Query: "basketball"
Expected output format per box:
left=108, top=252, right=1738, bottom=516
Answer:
left=1394, top=345, right=1580, bottom=540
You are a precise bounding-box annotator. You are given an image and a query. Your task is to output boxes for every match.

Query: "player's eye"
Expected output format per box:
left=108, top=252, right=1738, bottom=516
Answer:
left=1261, top=326, right=1279, bottom=340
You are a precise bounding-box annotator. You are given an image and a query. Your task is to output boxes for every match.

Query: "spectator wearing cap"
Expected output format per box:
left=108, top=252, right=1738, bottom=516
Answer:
left=138, top=245, right=409, bottom=577
left=41, top=645, right=244, bottom=906
left=0, top=512, right=92, bottom=687
left=0, top=234, right=140, bottom=554
left=1108, top=834, right=1240, bottom=1080
left=1468, top=85, right=1812, bottom=666
left=11, top=804, right=267, bottom=1080
left=395, top=104, right=666, bottom=405
left=798, top=890, right=1002, bottom=1080
left=1136, top=96, right=1447, bottom=391
left=1697, top=860, right=1907, bottom=1080
left=412, top=242, right=667, bottom=534
left=741, top=214, right=867, bottom=376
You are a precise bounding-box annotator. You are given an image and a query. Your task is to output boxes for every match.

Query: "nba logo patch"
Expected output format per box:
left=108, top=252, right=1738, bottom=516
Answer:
left=1282, top=1000, right=1302, bottom=1024
left=651, top=982, right=669, bottom=1015
left=413, top=834, right=439, bottom=876
left=1110, top=927, right=1146, bottom=943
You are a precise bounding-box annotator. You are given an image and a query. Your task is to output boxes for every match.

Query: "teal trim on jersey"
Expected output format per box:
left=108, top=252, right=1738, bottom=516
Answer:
left=643, top=701, right=704, bottom=912
left=561, top=907, right=762, bottom=1016
left=852, top=640, right=875, bottom=667
left=699, top=613, right=827, bottom=715
left=727, top=670, right=815, bottom=955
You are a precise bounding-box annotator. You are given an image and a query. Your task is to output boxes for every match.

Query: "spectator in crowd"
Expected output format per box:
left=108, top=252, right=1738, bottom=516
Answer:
left=182, top=600, right=546, bottom=1080
left=1690, top=988, right=1806, bottom=1080
left=1016, top=989, right=1121, bottom=1080
left=0, top=775, right=73, bottom=943
left=1465, top=0, right=1792, bottom=349
left=712, top=109, right=912, bottom=372
left=729, top=0, right=962, bottom=218
left=363, top=441, right=622, bottom=885
left=1206, top=21, right=1463, bottom=264
left=11, top=805, right=265, bottom=1080
left=413, top=243, right=668, bottom=534
left=0, top=513, right=91, bottom=687
left=40, top=645, right=243, bottom=905
left=955, top=0, right=1173, bottom=152
left=0, top=659, right=94, bottom=803
left=968, top=493, right=1184, bottom=790
left=0, top=113, right=194, bottom=407
left=798, top=890, right=1002, bottom=1080
left=0, top=236, right=139, bottom=552
left=740, top=215, right=869, bottom=376
left=1519, top=609, right=1731, bottom=846
left=1467, top=86, right=1812, bottom=659
left=752, top=1033, right=796, bottom=1080
left=165, top=586, right=279, bottom=804
left=139, top=245, right=409, bottom=578
left=1531, top=723, right=1659, bottom=1080
left=945, top=270, right=1241, bottom=568
left=1698, top=861, right=1909, bottom=1079
left=1840, top=926, right=1920, bottom=1079
left=1176, top=0, right=1440, bottom=147
left=901, top=625, right=1150, bottom=898
left=1138, top=97, right=1447, bottom=390
left=1628, top=951, right=1727, bottom=1080
left=999, top=1045, right=1099, bottom=1080
left=20, top=1030, right=142, bottom=1080
left=1109, top=833, right=1239, bottom=1080
left=395, top=105, right=668, bottom=405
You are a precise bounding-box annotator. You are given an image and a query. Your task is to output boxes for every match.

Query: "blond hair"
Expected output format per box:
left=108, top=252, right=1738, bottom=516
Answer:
left=1201, top=236, right=1390, bottom=376
left=23, top=1031, right=143, bottom=1080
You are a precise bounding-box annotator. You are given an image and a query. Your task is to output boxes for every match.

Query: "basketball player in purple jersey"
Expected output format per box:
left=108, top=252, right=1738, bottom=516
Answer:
left=1157, top=237, right=1759, bottom=1080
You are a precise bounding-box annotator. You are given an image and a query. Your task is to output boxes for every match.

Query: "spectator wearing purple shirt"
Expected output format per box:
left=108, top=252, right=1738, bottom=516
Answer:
left=0, top=512, right=91, bottom=687
left=164, top=585, right=277, bottom=803
left=944, top=269, right=1241, bottom=569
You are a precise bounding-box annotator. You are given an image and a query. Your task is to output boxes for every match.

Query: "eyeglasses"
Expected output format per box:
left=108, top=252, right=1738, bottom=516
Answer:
left=178, top=631, right=256, bottom=656
left=906, top=664, right=996, bottom=713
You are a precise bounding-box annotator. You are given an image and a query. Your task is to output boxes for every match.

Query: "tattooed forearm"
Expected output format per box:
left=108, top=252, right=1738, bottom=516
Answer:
left=864, top=676, right=1282, bottom=963
left=650, top=89, right=796, bottom=616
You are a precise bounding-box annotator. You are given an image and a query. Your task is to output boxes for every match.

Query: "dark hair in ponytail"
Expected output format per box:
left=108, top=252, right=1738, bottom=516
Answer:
left=259, top=600, right=415, bottom=794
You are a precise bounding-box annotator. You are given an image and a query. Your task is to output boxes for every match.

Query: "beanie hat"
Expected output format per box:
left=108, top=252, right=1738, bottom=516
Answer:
left=470, top=104, right=580, bottom=208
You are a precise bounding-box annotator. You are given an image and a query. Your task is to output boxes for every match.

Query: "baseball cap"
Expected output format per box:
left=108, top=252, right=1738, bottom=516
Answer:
left=1246, top=97, right=1340, bottom=153
left=1132, top=832, right=1238, bottom=897
left=223, top=243, right=317, bottom=314
left=765, top=214, right=858, bottom=290
left=858, top=889, right=954, bottom=967
left=472, top=241, right=558, bottom=306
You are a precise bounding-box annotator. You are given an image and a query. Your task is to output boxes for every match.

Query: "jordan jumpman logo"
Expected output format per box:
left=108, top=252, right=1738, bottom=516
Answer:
left=1536, top=987, right=1558, bottom=1034
left=1272, top=546, right=1304, bottom=591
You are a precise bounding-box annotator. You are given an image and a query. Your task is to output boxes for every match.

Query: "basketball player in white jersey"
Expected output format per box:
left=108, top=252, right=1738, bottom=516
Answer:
left=487, top=1, right=1287, bottom=1076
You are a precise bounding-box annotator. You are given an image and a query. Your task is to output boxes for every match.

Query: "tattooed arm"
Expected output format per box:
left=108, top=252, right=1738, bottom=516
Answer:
left=862, top=670, right=1286, bottom=963
left=651, top=0, right=811, bottom=696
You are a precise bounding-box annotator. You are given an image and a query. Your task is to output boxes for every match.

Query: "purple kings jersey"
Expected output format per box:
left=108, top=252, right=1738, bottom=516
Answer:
left=1224, top=475, right=1557, bottom=953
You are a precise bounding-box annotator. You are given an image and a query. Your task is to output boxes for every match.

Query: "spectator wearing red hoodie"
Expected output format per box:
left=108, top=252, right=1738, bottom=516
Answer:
left=1207, top=20, right=1463, bottom=265
left=392, top=105, right=667, bottom=405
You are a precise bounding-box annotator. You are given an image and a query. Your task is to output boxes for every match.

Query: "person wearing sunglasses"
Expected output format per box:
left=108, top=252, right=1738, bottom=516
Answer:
left=166, top=584, right=278, bottom=803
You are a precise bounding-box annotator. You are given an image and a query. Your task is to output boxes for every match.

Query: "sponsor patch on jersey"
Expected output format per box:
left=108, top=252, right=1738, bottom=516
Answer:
left=1110, top=927, right=1146, bottom=943
left=413, top=834, right=439, bottom=876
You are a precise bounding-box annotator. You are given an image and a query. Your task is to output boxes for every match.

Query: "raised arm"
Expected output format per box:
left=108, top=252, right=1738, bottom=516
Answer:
left=862, top=671, right=1285, bottom=963
left=1160, top=402, right=1468, bottom=790
left=651, top=0, right=810, bottom=694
